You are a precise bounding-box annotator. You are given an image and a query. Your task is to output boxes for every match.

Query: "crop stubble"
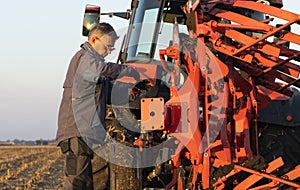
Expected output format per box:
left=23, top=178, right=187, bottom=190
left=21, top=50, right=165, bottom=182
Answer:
left=0, top=145, right=64, bottom=190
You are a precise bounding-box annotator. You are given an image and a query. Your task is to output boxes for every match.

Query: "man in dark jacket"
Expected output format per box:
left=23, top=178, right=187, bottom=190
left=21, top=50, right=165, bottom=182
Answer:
left=56, top=23, right=139, bottom=190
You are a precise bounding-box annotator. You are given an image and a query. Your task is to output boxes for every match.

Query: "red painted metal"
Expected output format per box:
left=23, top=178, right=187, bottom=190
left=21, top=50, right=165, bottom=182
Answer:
left=158, top=0, right=300, bottom=189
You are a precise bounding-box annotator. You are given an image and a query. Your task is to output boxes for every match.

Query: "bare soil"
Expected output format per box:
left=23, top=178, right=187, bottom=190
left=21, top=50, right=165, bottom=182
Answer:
left=0, top=145, right=64, bottom=190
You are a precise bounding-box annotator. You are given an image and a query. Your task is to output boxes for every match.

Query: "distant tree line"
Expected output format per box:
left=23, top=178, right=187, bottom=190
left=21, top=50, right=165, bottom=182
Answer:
left=0, top=139, right=56, bottom=145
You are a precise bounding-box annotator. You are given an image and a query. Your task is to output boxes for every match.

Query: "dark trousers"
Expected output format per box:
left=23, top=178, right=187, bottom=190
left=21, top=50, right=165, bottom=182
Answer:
left=59, top=137, right=109, bottom=190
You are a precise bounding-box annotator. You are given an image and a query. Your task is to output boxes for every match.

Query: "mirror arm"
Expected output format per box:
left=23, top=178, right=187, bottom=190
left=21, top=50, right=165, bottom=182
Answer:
left=101, top=10, right=131, bottom=20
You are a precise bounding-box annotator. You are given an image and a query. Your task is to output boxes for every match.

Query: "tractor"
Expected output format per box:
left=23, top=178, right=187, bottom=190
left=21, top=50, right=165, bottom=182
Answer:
left=82, top=0, right=300, bottom=189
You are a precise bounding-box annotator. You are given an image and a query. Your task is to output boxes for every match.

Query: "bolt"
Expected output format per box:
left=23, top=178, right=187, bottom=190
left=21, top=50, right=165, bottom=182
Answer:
left=150, top=111, right=155, bottom=117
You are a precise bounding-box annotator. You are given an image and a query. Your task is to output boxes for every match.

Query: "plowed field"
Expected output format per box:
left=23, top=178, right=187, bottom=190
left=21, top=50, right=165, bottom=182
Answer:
left=0, top=145, right=64, bottom=190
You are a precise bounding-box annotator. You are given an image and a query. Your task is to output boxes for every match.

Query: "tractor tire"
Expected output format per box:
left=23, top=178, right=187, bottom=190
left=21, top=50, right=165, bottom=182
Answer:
left=258, top=122, right=300, bottom=181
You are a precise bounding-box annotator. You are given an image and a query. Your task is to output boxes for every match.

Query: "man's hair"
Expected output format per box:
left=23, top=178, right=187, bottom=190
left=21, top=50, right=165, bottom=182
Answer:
left=88, top=22, right=119, bottom=40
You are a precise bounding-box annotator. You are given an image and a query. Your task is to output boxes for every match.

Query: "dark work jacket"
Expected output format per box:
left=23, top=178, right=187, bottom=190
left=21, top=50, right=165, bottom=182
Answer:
left=56, top=42, right=130, bottom=145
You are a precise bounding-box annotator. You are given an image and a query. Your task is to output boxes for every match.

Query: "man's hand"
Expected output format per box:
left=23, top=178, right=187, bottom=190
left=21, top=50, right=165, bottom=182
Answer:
left=129, top=66, right=140, bottom=81
left=117, top=66, right=140, bottom=81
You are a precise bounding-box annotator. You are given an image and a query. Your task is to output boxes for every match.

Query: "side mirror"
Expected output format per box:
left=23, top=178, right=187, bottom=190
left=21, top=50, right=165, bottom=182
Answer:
left=82, top=5, right=101, bottom=36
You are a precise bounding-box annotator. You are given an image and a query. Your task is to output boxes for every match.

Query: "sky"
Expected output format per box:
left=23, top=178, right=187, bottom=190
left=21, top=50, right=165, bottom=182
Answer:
left=0, top=1, right=299, bottom=141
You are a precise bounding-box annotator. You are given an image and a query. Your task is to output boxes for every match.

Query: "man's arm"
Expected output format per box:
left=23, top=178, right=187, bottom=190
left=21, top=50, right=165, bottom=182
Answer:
left=98, top=62, right=128, bottom=79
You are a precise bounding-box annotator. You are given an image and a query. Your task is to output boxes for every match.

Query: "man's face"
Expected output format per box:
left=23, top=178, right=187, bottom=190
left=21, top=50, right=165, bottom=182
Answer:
left=91, top=34, right=116, bottom=57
